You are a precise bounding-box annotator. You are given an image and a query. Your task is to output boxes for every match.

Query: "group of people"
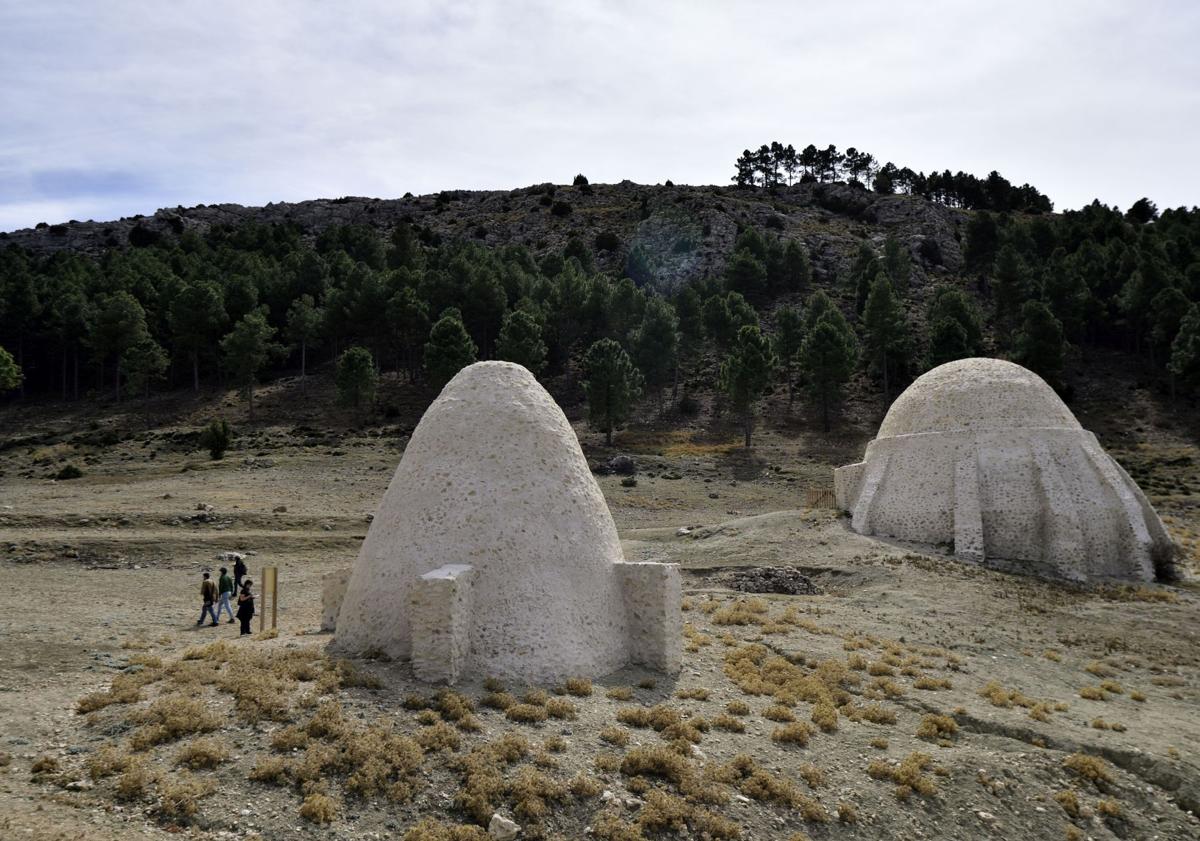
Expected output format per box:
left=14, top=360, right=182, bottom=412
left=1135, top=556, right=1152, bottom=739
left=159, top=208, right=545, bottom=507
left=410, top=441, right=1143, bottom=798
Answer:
left=197, top=556, right=256, bottom=635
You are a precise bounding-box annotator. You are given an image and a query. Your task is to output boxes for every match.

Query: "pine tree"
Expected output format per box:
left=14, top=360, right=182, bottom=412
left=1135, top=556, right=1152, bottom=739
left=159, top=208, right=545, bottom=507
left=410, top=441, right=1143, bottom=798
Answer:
left=992, top=244, right=1031, bottom=329
left=926, top=285, right=983, bottom=366
left=0, top=345, right=22, bottom=392
left=780, top=241, right=812, bottom=293
left=1168, top=304, right=1200, bottom=400
left=848, top=242, right=880, bottom=314
left=725, top=249, right=768, bottom=298
left=387, top=287, right=430, bottom=381
left=702, top=292, right=757, bottom=349
left=632, top=297, right=679, bottom=406
left=719, top=325, right=776, bottom=448
left=495, top=309, right=548, bottom=374
left=582, top=338, right=643, bottom=446
left=123, top=337, right=168, bottom=398
left=882, top=235, right=911, bottom=292
left=799, top=313, right=857, bottom=432
left=774, top=306, right=804, bottom=409
left=286, top=294, right=323, bottom=379
left=336, top=346, right=379, bottom=413
left=220, top=308, right=282, bottom=419
left=862, top=275, right=909, bottom=400
left=90, top=291, right=151, bottom=402
left=1014, top=301, right=1065, bottom=388
left=424, top=313, right=478, bottom=389
left=964, top=211, right=1000, bottom=274
left=169, top=281, right=226, bottom=391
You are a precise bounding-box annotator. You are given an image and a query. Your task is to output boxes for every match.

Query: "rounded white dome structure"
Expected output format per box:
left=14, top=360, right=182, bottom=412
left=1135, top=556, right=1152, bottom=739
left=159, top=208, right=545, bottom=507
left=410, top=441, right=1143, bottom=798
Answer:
left=332, top=361, right=680, bottom=684
left=834, top=358, right=1177, bottom=582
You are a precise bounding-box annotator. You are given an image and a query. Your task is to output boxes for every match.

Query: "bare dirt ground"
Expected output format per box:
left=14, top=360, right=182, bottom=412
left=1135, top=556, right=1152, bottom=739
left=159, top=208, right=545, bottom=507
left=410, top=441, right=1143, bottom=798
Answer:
left=1, top=374, right=1198, bottom=841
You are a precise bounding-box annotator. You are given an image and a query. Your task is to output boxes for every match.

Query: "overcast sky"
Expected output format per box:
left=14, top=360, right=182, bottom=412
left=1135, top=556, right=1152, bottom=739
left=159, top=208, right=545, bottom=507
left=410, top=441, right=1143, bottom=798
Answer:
left=1, top=1, right=1197, bottom=232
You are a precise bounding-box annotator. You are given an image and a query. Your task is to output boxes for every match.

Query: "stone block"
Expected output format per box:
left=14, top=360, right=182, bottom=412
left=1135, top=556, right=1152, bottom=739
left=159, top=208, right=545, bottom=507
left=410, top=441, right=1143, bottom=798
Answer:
left=615, top=561, right=682, bottom=674
left=321, top=567, right=351, bottom=632
left=410, top=564, right=475, bottom=684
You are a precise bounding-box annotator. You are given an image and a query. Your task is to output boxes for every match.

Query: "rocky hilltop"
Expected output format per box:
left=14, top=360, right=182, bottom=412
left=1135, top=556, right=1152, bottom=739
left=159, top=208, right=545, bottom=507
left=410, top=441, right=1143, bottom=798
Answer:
left=0, top=181, right=967, bottom=295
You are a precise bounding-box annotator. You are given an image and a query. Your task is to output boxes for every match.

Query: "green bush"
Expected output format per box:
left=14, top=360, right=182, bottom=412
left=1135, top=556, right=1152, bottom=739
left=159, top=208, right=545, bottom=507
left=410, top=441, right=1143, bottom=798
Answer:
left=198, top=419, right=231, bottom=461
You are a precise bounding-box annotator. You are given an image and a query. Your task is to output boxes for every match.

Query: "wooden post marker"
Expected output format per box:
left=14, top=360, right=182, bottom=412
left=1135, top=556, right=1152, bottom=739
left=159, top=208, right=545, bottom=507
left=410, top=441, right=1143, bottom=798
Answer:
left=261, top=566, right=278, bottom=632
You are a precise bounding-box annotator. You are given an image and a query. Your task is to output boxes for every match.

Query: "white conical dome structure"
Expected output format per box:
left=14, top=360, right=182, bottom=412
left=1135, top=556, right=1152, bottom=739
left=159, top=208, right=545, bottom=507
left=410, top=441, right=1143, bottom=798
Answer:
left=835, top=358, right=1177, bottom=582
left=332, top=361, right=680, bottom=683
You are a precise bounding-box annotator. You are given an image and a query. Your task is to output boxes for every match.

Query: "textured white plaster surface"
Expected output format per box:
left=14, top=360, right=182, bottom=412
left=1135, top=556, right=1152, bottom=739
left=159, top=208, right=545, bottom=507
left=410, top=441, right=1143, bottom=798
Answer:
left=835, top=358, right=1176, bottom=582
left=616, top=562, right=683, bottom=674
left=333, top=361, right=680, bottom=683
left=320, top=568, right=351, bottom=632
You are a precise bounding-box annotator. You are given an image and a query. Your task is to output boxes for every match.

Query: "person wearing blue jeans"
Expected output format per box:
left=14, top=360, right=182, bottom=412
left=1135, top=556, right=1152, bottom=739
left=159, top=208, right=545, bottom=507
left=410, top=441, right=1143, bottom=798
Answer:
left=215, top=566, right=235, bottom=623
left=197, top=571, right=218, bottom=627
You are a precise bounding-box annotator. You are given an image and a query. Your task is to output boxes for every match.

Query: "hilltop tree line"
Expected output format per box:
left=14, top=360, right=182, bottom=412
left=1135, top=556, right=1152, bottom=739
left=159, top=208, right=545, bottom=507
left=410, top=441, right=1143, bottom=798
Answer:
left=733, top=141, right=1053, bottom=213
left=2, top=186, right=1199, bottom=447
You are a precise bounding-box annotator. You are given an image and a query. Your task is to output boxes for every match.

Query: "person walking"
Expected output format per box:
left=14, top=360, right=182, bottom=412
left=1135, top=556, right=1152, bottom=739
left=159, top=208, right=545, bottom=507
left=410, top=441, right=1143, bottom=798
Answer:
left=236, top=579, right=255, bottom=636
left=233, top=556, right=248, bottom=593
left=215, top=566, right=235, bottom=623
left=197, top=571, right=218, bottom=627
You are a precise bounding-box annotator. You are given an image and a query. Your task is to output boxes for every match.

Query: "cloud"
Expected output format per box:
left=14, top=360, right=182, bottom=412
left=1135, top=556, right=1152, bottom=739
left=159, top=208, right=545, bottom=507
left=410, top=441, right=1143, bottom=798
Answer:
left=0, top=0, right=1197, bottom=231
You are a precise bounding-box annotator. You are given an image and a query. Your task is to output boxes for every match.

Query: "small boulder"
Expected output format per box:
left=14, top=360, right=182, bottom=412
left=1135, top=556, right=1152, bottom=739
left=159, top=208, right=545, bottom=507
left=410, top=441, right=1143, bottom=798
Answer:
left=488, top=813, right=520, bottom=840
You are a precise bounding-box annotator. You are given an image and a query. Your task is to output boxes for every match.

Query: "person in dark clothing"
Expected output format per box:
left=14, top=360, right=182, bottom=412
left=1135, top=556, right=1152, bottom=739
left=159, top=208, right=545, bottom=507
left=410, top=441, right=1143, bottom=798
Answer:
left=215, top=566, right=235, bottom=623
left=197, top=572, right=218, bottom=627
left=236, top=579, right=255, bottom=636
left=233, top=557, right=248, bottom=593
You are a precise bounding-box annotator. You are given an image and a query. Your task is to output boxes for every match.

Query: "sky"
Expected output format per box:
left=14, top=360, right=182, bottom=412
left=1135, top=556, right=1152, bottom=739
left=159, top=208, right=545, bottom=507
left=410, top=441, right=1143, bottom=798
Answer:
left=1, top=0, right=1197, bottom=232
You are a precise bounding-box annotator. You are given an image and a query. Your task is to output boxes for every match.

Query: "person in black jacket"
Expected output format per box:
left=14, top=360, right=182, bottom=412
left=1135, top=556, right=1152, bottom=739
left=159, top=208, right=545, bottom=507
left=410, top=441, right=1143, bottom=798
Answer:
left=236, top=579, right=255, bottom=636
left=233, top=556, right=248, bottom=593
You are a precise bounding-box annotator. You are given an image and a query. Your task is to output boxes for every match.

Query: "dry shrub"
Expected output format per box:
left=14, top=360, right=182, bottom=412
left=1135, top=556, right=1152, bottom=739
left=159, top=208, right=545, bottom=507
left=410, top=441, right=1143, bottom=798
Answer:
left=416, top=721, right=461, bottom=752
left=676, top=687, right=711, bottom=701
left=1054, top=788, right=1081, bottom=817
left=868, top=752, right=938, bottom=799
left=115, top=760, right=155, bottom=801
left=451, top=733, right=533, bottom=823
left=522, top=689, right=549, bottom=706
left=771, top=722, right=813, bottom=746
left=299, top=792, right=338, bottom=824
left=1029, top=703, right=1053, bottom=722
left=799, top=764, right=825, bottom=788
left=713, top=598, right=770, bottom=626
left=836, top=801, right=858, bottom=823
left=305, top=700, right=350, bottom=739
left=914, top=676, right=952, bottom=690
left=867, top=662, right=895, bottom=676
left=600, top=726, right=630, bottom=746
left=762, top=704, right=795, bottom=722
left=870, top=737, right=889, bottom=750
left=712, top=714, right=745, bottom=733
left=856, top=704, right=897, bottom=725
left=434, top=689, right=475, bottom=722
left=595, top=752, right=621, bottom=773
left=157, top=772, right=215, bottom=822
left=621, top=745, right=691, bottom=784
left=509, top=765, right=569, bottom=820
left=1079, top=686, right=1106, bottom=700
left=564, top=677, right=593, bottom=696
left=1100, top=680, right=1124, bottom=695
left=271, top=724, right=310, bottom=751
left=726, top=700, right=750, bottom=715
left=1097, top=798, right=1122, bottom=818
left=1063, top=753, right=1113, bottom=786
left=30, top=755, right=59, bottom=781
left=916, top=714, right=958, bottom=741
left=332, top=658, right=382, bottom=690
left=543, top=735, right=567, bottom=753
left=86, top=745, right=132, bottom=780
left=342, top=726, right=423, bottom=800
left=175, top=737, right=229, bottom=769
left=606, top=686, right=634, bottom=701
left=248, top=755, right=291, bottom=785
left=637, top=678, right=657, bottom=690
left=569, top=772, right=604, bottom=797
left=545, top=698, right=577, bottom=719
left=811, top=702, right=838, bottom=732
left=1131, top=690, right=1147, bottom=702
left=76, top=673, right=149, bottom=713
left=481, top=691, right=516, bottom=710
left=129, top=695, right=220, bottom=750
left=506, top=703, right=549, bottom=724
left=402, top=818, right=490, bottom=841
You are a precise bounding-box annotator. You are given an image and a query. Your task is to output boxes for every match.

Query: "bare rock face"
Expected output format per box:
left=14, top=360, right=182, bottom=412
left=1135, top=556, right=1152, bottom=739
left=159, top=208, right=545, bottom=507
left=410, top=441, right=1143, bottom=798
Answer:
left=333, top=361, right=680, bottom=683
left=835, top=358, right=1177, bottom=582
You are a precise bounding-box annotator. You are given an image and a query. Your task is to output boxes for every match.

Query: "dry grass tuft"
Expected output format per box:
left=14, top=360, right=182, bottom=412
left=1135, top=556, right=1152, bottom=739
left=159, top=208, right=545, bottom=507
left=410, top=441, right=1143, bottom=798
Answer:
left=837, top=801, right=858, bottom=823
left=1063, top=753, right=1113, bottom=786
left=605, top=686, right=634, bottom=701
left=129, top=695, right=220, bottom=750
left=916, top=714, right=958, bottom=741
left=676, top=687, right=711, bottom=701
left=545, top=698, right=578, bottom=719
left=564, top=677, right=593, bottom=696
left=506, top=703, right=549, bottom=724
left=868, top=752, right=939, bottom=799
left=298, top=792, right=338, bottom=824
left=811, top=702, right=838, bottom=732
left=914, top=676, right=952, bottom=690
left=157, top=772, right=215, bottom=822
left=762, top=704, right=795, bottom=722
left=600, top=726, right=630, bottom=746
left=402, top=818, right=490, bottom=841
left=86, top=745, right=132, bottom=780
left=725, top=700, right=750, bottom=715
left=712, top=714, right=746, bottom=733
left=175, top=737, right=229, bottom=769
left=771, top=722, right=814, bottom=746
left=1054, top=788, right=1081, bottom=818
